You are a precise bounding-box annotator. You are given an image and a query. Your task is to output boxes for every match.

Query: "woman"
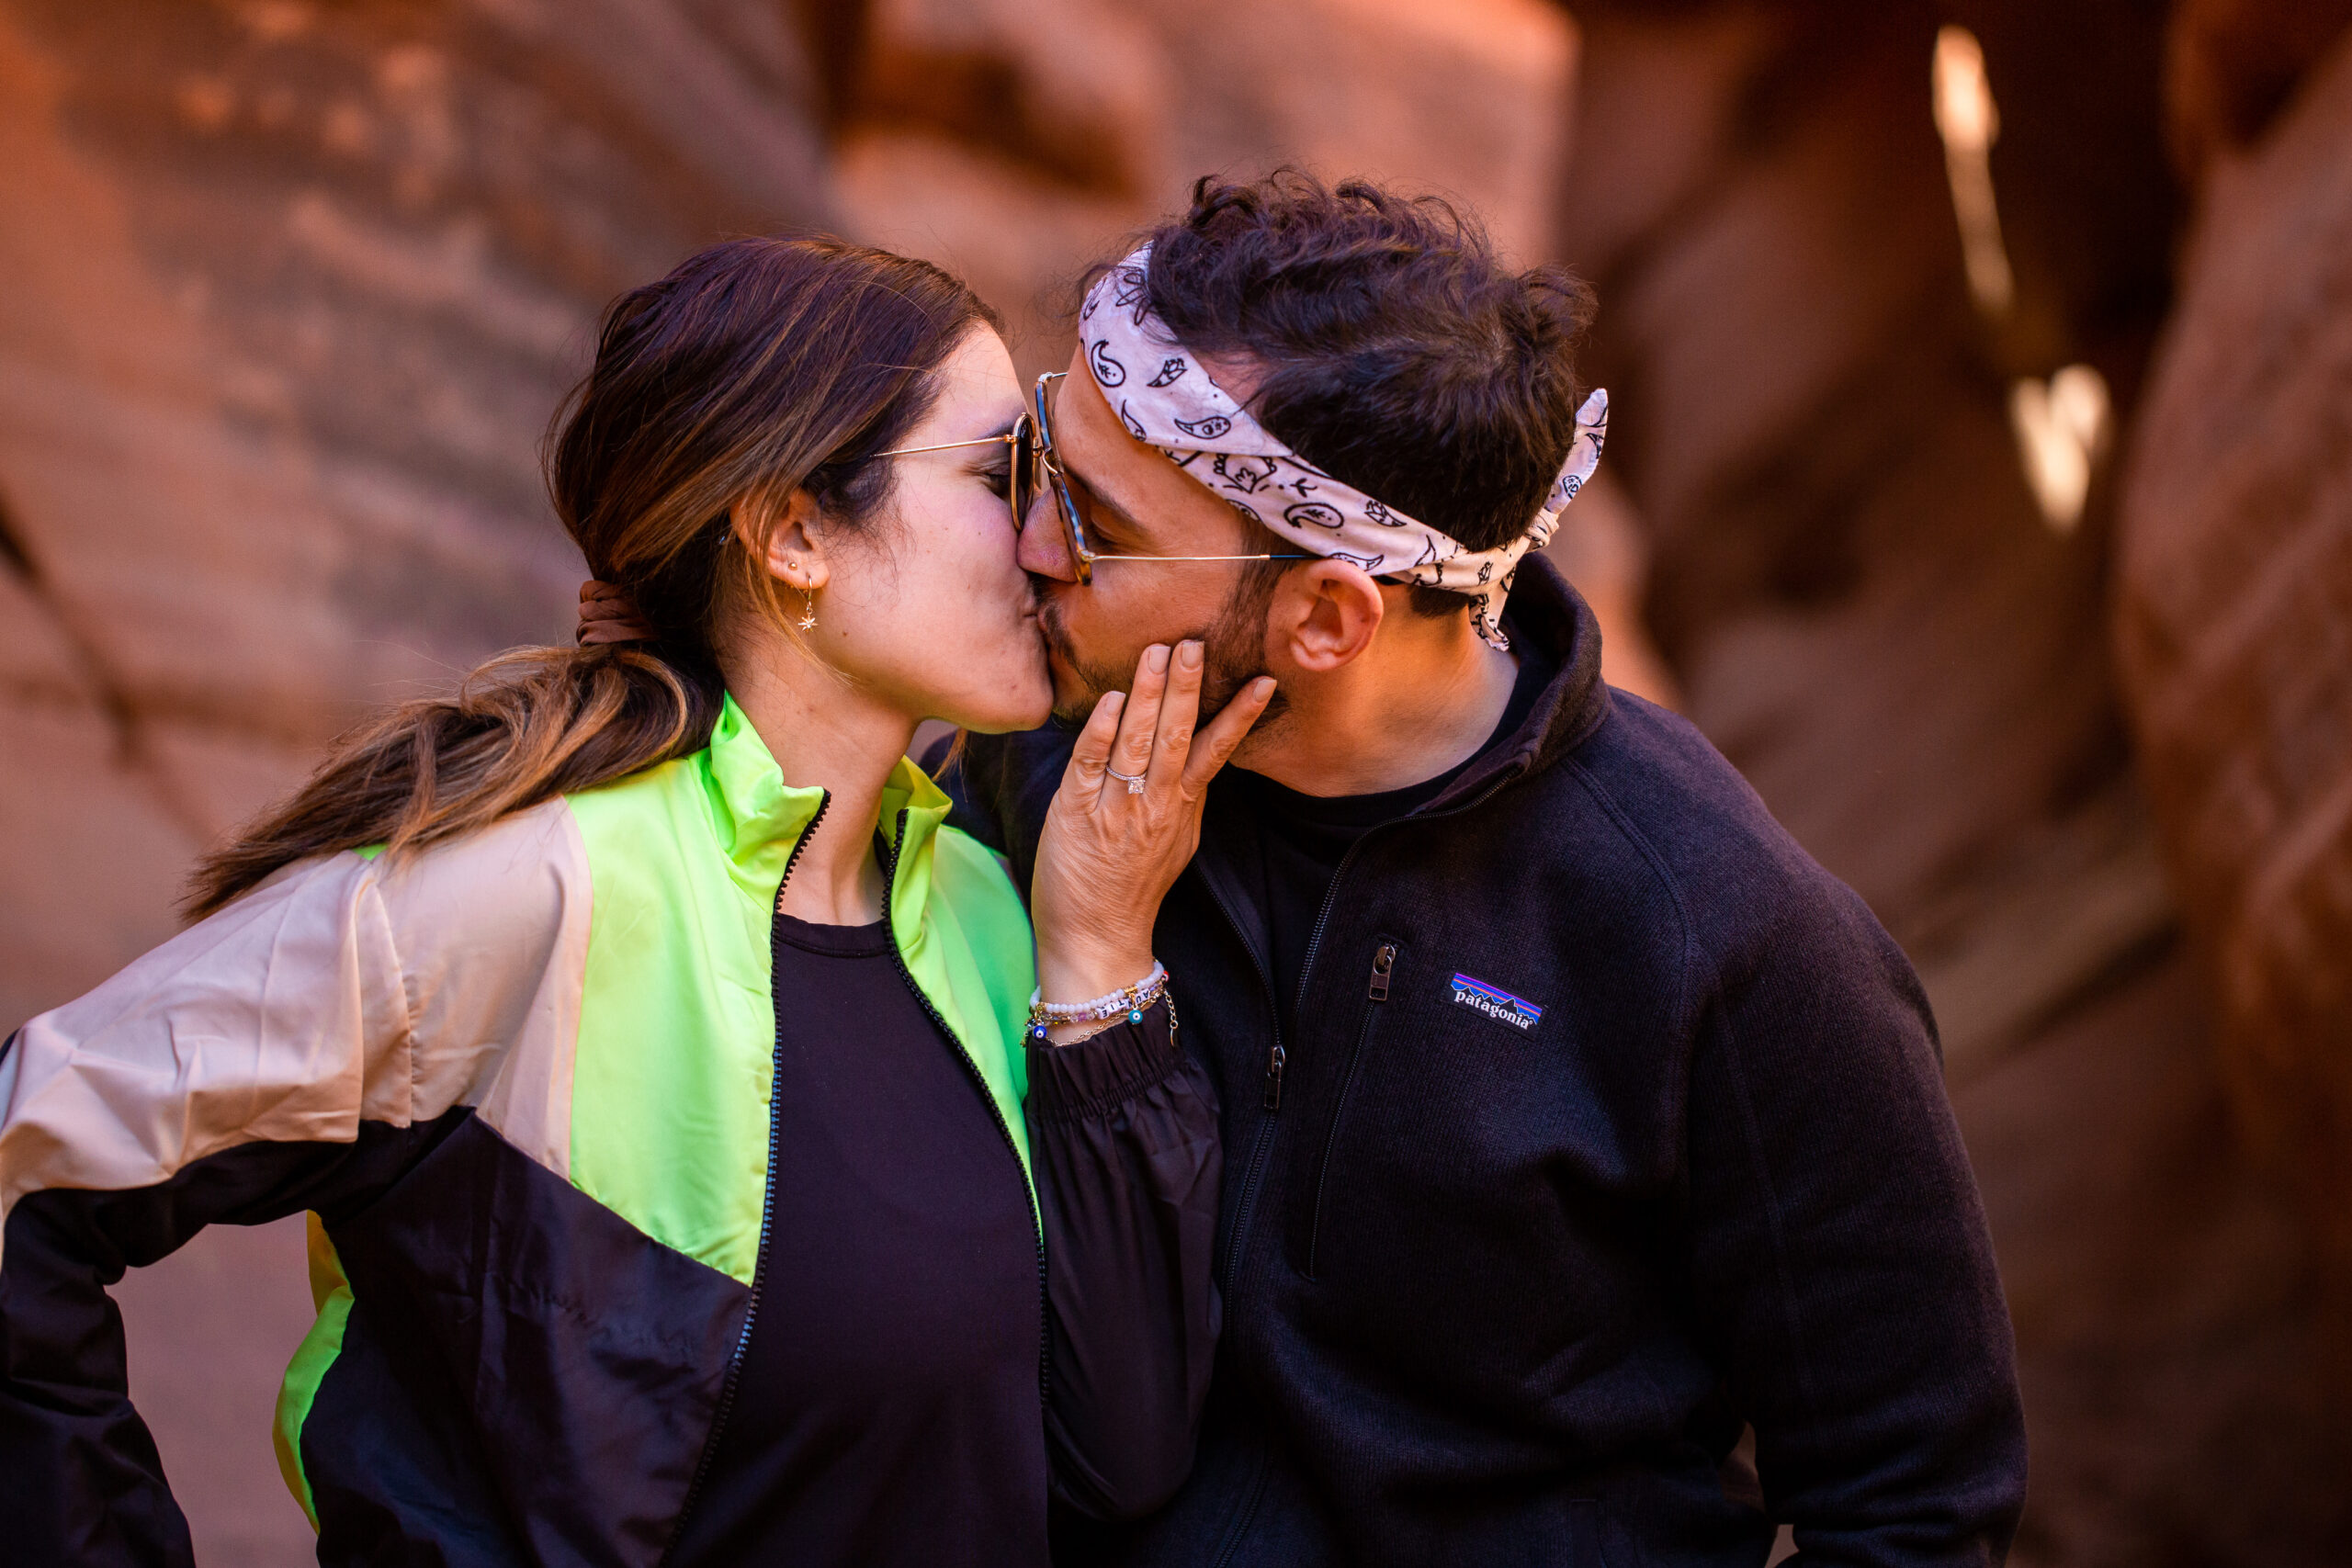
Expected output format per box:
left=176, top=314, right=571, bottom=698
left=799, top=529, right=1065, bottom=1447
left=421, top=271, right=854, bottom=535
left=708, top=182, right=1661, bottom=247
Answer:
left=0, top=237, right=1272, bottom=1566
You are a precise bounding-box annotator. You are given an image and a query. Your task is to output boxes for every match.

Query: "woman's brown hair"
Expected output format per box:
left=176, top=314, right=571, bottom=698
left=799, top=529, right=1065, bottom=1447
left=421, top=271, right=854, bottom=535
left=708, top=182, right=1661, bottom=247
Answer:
left=187, top=236, right=996, bottom=919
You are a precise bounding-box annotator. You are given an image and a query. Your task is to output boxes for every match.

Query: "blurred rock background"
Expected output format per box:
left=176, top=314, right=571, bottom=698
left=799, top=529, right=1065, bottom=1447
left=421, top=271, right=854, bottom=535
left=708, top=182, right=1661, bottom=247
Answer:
left=0, top=0, right=2345, bottom=1562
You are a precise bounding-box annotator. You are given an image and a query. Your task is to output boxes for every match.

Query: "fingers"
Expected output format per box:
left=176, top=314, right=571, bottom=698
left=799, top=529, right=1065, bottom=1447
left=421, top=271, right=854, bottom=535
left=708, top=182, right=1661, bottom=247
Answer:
left=1107, top=644, right=1170, bottom=795
left=1062, top=688, right=1126, bottom=803
left=1182, top=675, right=1276, bottom=796
left=1146, top=640, right=1204, bottom=791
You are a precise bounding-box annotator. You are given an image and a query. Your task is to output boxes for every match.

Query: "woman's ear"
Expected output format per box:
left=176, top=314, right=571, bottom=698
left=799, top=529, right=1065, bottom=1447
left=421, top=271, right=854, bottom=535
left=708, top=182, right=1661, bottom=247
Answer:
left=734, top=487, right=830, bottom=592
left=1271, top=559, right=1386, bottom=672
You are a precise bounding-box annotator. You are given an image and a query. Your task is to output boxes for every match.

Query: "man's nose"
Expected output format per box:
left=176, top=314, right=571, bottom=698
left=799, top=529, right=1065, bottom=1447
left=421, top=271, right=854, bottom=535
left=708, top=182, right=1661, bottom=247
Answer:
left=1016, top=491, right=1079, bottom=582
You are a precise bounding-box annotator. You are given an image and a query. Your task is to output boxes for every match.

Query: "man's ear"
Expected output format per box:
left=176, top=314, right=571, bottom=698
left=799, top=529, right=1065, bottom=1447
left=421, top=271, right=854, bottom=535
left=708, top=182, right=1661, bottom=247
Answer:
left=733, top=488, right=830, bottom=592
left=1271, top=559, right=1386, bottom=672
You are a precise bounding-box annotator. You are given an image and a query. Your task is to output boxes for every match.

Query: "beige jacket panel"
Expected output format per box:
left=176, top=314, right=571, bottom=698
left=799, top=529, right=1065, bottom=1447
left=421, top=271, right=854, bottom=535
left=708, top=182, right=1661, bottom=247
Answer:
left=0, top=799, right=592, bottom=1266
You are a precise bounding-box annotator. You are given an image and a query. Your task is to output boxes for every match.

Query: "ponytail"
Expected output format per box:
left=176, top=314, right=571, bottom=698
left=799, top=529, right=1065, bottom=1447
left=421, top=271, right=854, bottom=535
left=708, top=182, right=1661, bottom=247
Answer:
left=186, top=646, right=717, bottom=919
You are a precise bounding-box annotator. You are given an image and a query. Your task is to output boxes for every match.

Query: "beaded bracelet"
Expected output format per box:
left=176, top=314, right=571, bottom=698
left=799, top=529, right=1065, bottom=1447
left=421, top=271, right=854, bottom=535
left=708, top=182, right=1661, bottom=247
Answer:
left=1028, top=962, right=1169, bottom=1041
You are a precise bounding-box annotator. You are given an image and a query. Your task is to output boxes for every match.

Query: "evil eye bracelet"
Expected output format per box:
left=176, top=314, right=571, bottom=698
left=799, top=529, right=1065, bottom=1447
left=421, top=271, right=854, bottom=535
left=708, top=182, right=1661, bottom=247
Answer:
left=1028, top=961, right=1170, bottom=1041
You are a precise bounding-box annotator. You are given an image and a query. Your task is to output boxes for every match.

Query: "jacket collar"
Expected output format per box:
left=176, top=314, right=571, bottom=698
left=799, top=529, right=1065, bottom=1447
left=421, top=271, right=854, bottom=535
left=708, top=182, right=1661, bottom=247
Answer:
left=1419, top=551, right=1611, bottom=814
left=1195, top=554, right=1608, bottom=839
left=880, top=754, right=954, bottom=947
left=1189, top=557, right=1610, bottom=965
left=699, top=693, right=954, bottom=908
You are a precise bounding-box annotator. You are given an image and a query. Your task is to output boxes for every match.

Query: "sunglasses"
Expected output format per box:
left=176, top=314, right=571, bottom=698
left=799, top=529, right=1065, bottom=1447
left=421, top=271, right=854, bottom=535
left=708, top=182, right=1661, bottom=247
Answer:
left=879, top=371, right=1307, bottom=585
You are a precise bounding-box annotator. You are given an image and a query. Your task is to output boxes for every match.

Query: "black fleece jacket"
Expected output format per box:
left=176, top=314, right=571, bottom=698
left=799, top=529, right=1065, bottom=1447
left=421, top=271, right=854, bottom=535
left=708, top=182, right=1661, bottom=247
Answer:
left=933, top=557, right=2027, bottom=1568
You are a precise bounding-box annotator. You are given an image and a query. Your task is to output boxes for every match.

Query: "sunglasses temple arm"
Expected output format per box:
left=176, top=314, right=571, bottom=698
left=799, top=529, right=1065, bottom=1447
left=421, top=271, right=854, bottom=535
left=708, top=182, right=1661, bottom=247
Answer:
left=876, top=433, right=1023, bottom=457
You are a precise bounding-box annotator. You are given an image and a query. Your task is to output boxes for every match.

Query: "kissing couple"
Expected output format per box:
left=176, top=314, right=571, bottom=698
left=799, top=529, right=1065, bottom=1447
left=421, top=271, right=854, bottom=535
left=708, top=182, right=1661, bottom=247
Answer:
left=0, top=173, right=2025, bottom=1567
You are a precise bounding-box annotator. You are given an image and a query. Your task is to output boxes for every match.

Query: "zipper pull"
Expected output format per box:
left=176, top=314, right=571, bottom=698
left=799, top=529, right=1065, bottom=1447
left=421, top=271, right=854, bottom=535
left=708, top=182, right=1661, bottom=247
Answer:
left=1368, top=942, right=1396, bottom=1002
left=1263, top=1041, right=1286, bottom=1111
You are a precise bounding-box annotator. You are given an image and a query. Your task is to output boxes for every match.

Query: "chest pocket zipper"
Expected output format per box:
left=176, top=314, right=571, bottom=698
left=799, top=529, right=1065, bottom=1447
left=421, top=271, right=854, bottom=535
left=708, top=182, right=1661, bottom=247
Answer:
left=1302, top=941, right=1396, bottom=1280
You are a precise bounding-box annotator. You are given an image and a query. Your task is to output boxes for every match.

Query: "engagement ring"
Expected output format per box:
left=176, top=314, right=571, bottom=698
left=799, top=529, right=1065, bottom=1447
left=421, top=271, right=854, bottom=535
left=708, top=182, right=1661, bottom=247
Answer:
left=1105, top=766, right=1147, bottom=794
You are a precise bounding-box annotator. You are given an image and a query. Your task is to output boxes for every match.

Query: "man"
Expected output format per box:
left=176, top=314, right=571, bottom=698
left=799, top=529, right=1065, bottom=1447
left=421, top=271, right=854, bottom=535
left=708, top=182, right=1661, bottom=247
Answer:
left=934, top=173, right=2027, bottom=1566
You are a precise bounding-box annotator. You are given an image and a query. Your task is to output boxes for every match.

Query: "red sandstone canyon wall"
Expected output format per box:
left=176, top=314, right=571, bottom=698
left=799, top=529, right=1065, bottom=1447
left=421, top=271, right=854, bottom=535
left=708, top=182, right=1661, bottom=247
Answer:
left=1555, top=4, right=2351, bottom=1560
left=2, top=3, right=2348, bottom=1563
left=2119, top=1, right=2352, bottom=1359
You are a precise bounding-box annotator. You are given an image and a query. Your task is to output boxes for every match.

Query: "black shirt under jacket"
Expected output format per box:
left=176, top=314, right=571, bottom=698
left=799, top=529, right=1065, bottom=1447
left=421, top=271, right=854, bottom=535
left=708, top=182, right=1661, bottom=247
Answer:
left=930, top=555, right=2027, bottom=1568
left=667, top=914, right=1222, bottom=1568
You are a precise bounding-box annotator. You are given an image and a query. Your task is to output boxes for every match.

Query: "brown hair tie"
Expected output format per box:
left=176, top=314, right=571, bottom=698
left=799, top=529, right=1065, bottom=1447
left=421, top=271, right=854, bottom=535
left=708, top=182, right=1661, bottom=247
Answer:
left=576, top=580, right=656, bottom=645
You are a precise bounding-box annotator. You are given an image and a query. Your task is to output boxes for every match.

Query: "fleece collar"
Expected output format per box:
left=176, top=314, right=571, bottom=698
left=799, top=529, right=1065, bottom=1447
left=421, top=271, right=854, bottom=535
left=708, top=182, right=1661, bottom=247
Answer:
left=1419, top=551, right=1611, bottom=815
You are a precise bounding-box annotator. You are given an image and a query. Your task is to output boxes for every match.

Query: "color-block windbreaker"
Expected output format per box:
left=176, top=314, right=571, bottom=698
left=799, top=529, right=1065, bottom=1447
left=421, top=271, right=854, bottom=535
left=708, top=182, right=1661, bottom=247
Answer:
left=0, top=695, right=1222, bottom=1566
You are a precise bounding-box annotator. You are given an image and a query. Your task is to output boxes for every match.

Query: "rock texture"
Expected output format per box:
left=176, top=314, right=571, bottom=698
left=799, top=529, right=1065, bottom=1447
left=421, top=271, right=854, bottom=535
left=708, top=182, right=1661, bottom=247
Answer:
left=0, top=0, right=833, bottom=1029
left=826, top=0, right=1577, bottom=379
left=2118, top=26, right=2352, bottom=1323
left=1558, top=1, right=2348, bottom=1559
left=4, top=2, right=2350, bottom=1564
left=1556, top=0, right=2174, bottom=1081
left=2164, top=0, right=2352, bottom=175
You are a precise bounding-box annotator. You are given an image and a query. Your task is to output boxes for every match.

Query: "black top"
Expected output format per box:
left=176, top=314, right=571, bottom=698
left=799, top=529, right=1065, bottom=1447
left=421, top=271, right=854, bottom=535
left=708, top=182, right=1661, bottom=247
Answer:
left=668, top=912, right=1043, bottom=1567
left=669, top=912, right=1224, bottom=1568
left=1222, top=646, right=1552, bottom=1041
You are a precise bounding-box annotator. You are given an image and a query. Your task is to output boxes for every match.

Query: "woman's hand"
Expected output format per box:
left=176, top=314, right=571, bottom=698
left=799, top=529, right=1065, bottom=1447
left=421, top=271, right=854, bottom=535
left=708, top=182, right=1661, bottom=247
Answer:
left=1030, top=641, right=1274, bottom=1037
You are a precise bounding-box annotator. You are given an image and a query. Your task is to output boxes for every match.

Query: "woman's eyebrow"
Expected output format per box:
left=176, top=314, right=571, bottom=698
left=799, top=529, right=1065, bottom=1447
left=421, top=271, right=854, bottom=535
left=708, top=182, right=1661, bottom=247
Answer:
left=939, top=414, right=1022, bottom=454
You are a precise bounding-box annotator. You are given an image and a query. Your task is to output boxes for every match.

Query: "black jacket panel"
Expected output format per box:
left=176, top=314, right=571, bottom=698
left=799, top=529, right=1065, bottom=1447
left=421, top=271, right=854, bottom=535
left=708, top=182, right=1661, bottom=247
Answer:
left=0, top=1111, right=469, bottom=1568
left=941, top=557, right=2027, bottom=1568
left=309, top=1111, right=746, bottom=1568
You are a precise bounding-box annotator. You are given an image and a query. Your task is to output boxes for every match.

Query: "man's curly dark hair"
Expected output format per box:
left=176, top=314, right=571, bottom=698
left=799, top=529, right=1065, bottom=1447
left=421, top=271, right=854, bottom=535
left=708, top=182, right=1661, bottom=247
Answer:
left=1107, top=170, right=1597, bottom=617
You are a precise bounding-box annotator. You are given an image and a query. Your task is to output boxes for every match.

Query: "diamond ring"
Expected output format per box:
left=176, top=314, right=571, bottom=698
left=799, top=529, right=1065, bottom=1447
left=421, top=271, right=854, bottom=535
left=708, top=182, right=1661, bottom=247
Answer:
left=1104, top=766, right=1147, bottom=795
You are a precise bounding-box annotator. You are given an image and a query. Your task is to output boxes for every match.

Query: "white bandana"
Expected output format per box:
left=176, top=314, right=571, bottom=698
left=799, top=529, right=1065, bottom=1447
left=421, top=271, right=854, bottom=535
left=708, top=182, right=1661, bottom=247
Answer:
left=1079, top=246, right=1609, bottom=650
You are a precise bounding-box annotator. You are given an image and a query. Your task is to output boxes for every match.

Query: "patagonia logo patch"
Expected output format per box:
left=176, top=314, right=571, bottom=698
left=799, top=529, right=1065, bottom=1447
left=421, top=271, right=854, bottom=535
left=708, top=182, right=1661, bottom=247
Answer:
left=1451, top=973, right=1544, bottom=1031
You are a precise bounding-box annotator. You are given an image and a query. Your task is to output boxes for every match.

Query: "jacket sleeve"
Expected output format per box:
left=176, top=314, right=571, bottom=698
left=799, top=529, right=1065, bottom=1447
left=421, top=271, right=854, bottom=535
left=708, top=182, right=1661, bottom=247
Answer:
left=0, top=1108, right=463, bottom=1567
left=1025, top=996, right=1224, bottom=1521
left=1682, top=881, right=2028, bottom=1566
left=0, top=852, right=424, bottom=1566
left=0, top=807, right=585, bottom=1568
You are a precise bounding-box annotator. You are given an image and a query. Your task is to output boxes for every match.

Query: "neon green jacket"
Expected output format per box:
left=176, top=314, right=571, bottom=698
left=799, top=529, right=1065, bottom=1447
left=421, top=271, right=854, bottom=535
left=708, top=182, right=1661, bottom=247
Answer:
left=0, top=695, right=1065, bottom=1564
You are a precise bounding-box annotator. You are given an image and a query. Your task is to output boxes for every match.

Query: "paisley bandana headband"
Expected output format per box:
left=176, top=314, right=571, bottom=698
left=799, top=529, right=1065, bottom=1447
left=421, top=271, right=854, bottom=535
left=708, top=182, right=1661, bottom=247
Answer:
left=1079, top=245, right=1609, bottom=650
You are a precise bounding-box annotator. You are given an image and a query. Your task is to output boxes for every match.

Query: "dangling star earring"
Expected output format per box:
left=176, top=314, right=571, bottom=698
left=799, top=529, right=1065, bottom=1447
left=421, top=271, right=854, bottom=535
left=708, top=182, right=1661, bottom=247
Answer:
left=797, top=585, right=818, bottom=631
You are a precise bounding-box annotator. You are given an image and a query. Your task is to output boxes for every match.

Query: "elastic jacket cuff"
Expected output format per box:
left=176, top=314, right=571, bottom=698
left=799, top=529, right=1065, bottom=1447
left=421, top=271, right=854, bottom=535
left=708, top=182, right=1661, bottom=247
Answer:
left=1023, top=998, right=1180, bottom=1123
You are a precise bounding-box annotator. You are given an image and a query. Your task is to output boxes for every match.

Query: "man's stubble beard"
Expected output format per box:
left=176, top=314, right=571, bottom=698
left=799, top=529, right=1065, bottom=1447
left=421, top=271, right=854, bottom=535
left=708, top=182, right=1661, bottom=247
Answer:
left=1037, top=575, right=1289, bottom=735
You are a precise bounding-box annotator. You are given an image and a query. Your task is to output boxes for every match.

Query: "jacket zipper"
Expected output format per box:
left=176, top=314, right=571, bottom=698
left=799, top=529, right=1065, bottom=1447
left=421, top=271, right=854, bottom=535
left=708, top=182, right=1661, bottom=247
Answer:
left=1302, top=942, right=1395, bottom=1279
left=1210, top=823, right=1379, bottom=1289
left=1206, top=1450, right=1273, bottom=1568
left=1196, top=770, right=1526, bottom=1564
left=880, top=809, right=1053, bottom=1416
left=1211, top=770, right=1519, bottom=1292
left=660, top=789, right=831, bottom=1564
left=1198, top=871, right=1285, bottom=1286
